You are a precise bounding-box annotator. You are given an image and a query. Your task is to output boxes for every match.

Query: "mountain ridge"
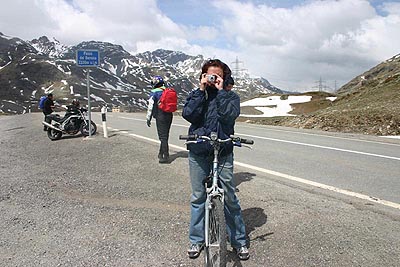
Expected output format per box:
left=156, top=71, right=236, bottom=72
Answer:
left=0, top=32, right=283, bottom=114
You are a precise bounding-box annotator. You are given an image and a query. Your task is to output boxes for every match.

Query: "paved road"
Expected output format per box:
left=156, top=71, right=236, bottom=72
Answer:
left=95, top=112, right=400, bottom=206
left=1, top=113, right=399, bottom=267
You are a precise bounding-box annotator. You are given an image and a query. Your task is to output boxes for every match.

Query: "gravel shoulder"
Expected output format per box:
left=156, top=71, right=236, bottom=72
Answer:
left=1, top=113, right=399, bottom=267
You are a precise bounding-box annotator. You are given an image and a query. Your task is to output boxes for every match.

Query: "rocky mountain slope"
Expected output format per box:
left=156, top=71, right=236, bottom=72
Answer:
left=0, top=32, right=282, bottom=114
left=249, top=54, right=400, bottom=135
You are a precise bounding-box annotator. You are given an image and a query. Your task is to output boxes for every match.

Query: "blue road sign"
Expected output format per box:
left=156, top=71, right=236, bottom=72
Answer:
left=76, top=50, right=100, bottom=67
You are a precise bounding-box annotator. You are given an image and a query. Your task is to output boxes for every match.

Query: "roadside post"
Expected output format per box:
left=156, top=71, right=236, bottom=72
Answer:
left=76, top=49, right=100, bottom=138
left=101, top=105, right=108, bottom=138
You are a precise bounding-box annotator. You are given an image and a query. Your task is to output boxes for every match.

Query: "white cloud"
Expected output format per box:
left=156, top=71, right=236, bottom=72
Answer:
left=0, top=0, right=56, bottom=38
left=1, top=0, right=399, bottom=92
left=183, top=25, right=219, bottom=42
left=135, top=36, right=236, bottom=62
left=380, top=2, right=400, bottom=15
left=213, top=0, right=400, bottom=91
left=1, top=0, right=185, bottom=52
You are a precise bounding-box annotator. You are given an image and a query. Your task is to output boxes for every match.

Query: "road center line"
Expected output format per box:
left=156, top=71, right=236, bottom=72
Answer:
left=111, top=115, right=400, bottom=161
left=103, top=114, right=400, bottom=147
left=234, top=162, right=400, bottom=210
left=237, top=133, right=400, bottom=161
left=118, top=116, right=188, bottom=127
left=111, top=127, right=400, bottom=210
left=237, top=123, right=400, bottom=147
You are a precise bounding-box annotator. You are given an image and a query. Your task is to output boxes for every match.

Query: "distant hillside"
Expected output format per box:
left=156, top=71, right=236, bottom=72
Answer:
left=0, top=32, right=283, bottom=114
left=249, top=54, right=400, bottom=135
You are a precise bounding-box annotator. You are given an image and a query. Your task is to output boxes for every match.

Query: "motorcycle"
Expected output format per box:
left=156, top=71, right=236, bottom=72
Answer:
left=42, top=107, right=97, bottom=141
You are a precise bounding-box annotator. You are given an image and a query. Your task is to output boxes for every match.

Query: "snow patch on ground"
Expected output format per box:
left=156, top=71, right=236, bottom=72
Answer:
left=104, top=60, right=117, bottom=75
left=1, top=33, right=13, bottom=40
left=326, top=97, right=337, bottom=101
left=43, top=84, right=54, bottom=94
left=241, top=95, right=312, bottom=117
left=0, top=61, right=12, bottom=70
left=45, top=60, right=70, bottom=75
left=90, top=94, right=105, bottom=102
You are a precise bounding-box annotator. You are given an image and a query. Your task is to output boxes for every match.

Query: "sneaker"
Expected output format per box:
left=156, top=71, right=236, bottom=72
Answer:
left=159, top=157, right=168, bottom=164
left=164, top=154, right=169, bottom=163
left=159, top=153, right=169, bottom=164
left=235, top=246, right=250, bottom=260
left=187, top=243, right=204, bottom=259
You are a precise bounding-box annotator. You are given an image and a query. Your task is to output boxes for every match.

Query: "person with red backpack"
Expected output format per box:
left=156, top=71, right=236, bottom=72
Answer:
left=146, top=76, right=177, bottom=163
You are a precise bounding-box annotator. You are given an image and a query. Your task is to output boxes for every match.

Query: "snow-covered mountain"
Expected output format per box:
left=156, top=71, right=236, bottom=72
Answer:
left=30, top=36, right=69, bottom=58
left=0, top=32, right=283, bottom=114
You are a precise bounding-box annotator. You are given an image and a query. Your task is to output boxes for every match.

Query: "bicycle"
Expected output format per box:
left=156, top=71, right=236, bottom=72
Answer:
left=179, top=132, right=254, bottom=267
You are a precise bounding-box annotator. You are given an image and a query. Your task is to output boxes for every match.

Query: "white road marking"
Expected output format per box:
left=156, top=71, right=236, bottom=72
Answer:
left=235, top=162, right=400, bottom=210
left=235, top=123, right=400, bottom=147
left=115, top=114, right=400, bottom=147
left=128, top=132, right=185, bottom=151
left=106, top=115, right=400, bottom=161
left=237, top=133, right=400, bottom=161
left=109, top=127, right=400, bottom=210
left=119, top=116, right=188, bottom=128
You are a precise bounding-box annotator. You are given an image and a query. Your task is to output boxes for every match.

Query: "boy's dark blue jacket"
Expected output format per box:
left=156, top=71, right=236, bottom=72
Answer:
left=182, top=86, right=240, bottom=156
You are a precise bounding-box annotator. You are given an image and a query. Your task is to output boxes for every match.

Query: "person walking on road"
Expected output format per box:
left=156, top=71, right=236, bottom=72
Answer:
left=146, top=76, right=176, bottom=164
left=182, top=59, right=250, bottom=261
left=42, top=93, right=55, bottom=131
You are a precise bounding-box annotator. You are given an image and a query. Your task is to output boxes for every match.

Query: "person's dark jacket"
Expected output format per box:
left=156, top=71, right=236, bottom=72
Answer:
left=43, top=98, right=54, bottom=115
left=182, top=86, right=240, bottom=156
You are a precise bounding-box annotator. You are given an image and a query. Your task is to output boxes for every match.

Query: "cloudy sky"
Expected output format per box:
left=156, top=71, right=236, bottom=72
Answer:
left=1, top=0, right=400, bottom=92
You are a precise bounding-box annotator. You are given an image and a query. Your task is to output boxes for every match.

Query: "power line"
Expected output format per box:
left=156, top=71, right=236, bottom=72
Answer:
left=231, top=57, right=248, bottom=78
left=312, top=77, right=330, bottom=92
left=228, top=60, right=340, bottom=91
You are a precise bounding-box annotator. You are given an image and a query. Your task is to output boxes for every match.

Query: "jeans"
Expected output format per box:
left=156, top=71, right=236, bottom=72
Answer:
left=188, top=151, right=247, bottom=249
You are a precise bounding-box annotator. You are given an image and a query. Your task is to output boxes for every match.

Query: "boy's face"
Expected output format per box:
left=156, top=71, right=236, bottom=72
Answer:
left=206, top=66, right=224, bottom=88
left=206, top=66, right=223, bottom=78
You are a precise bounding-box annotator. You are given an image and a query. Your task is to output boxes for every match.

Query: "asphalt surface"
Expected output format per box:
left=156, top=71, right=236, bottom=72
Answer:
left=99, top=112, right=400, bottom=204
left=1, top=113, right=400, bottom=267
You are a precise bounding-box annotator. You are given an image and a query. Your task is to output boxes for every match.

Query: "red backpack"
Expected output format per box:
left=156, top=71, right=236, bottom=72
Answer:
left=158, top=88, right=177, bottom=112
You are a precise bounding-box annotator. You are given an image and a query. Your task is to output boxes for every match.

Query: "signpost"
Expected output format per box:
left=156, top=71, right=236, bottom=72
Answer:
left=76, top=50, right=100, bottom=138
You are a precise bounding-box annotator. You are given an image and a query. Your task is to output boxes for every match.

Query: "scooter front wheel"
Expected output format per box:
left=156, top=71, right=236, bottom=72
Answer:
left=205, top=197, right=227, bottom=267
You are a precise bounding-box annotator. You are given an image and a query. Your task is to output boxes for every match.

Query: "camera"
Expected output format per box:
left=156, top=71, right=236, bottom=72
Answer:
left=206, top=74, right=217, bottom=83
